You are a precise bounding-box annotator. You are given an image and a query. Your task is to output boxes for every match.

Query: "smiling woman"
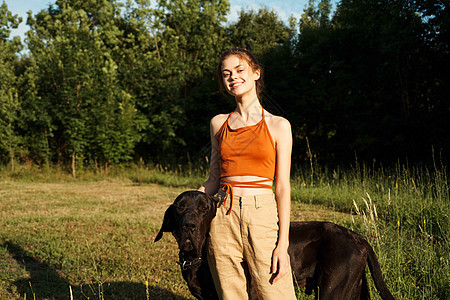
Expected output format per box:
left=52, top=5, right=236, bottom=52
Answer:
left=221, top=57, right=261, bottom=99
left=198, top=48, right=297, bottom=299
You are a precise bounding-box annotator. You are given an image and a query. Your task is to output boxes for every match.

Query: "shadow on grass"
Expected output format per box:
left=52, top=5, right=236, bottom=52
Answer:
left=3, top=242, right=189, bottom=300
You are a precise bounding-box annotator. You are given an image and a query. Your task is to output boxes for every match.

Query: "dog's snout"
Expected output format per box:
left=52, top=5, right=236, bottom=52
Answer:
left=183, top=222, right=197, bottom=232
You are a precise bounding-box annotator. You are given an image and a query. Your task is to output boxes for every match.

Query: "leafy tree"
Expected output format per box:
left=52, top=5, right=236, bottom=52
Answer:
left=134, top=0, right=231, bottom=160
left=0, top=2, right=22, bottom=171
left=271, top=0, right=336, bottom=163
left=15, top=56, right=53, bottom=167
left=300, top=0, right=332, bottom=30
left=410, top=0, right=450, bottom=160
left=227, top=7, right=293, bottom=57
left=286, top=0, right=450, bottom=164
left=330, top=0, right=447, bottom=162
left=26, top=0, right=143, bottom=175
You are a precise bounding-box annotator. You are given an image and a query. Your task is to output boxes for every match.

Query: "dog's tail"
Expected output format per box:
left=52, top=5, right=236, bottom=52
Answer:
left=366, top=243, right=395, bottom=300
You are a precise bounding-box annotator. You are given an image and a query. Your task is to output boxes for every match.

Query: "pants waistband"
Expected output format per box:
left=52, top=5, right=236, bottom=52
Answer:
left=217, top=190, right=274, bottom=209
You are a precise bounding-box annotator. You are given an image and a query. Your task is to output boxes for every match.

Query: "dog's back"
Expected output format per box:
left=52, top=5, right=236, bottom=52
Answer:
left=289, top=221, right=394, bottom=300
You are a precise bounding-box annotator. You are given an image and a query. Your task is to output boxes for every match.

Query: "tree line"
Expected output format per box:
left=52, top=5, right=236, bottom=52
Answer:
left=0, top=0, right=449, bottom=175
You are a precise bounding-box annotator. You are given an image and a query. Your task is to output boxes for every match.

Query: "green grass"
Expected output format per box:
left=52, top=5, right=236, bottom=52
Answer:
left=291, top=161, right=449, bottom=299
left=0, top=162, right=448, bottom=299
left=0, top=179, right=191, bottom=299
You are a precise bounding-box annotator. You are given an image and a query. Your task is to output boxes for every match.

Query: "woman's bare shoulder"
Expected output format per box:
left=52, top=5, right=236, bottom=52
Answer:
left=265, top=111, right=291, bottom=132
left=210, top=113, right=230, bottom=133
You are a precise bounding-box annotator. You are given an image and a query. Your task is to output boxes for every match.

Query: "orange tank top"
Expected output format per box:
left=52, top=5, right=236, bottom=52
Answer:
left=217, top=108, right=276, bottom=214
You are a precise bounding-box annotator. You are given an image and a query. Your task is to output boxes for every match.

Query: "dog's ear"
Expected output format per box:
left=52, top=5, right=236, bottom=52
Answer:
left=209, top=195, right=220, bottom=205
left=154, top=205, right=176, bottom=242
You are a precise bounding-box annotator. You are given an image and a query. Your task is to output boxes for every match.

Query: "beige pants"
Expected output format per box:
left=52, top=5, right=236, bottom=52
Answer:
left=207, top=193, right=297, bottom=300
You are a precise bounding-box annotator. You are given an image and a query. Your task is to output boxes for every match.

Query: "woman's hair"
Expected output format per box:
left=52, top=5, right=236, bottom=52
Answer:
left=217, top=48, right=265, bottom=100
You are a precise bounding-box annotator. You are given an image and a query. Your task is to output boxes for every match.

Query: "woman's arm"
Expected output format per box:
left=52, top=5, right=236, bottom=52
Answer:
left=198, top=116, right=224, bottom=196
left=270, top=116, right=293, bottom=283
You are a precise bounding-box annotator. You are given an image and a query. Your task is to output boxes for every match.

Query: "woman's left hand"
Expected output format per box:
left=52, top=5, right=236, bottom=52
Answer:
left=271, top=245, right=290, bottom=284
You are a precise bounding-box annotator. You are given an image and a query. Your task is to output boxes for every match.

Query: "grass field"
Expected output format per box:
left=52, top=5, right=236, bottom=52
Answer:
left=0, top=163, right=448, bottom=299
left=0, top=180, right=190, bottom=299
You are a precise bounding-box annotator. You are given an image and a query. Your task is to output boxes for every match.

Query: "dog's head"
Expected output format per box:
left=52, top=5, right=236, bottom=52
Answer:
left=154, top=191, right=219, bottom=260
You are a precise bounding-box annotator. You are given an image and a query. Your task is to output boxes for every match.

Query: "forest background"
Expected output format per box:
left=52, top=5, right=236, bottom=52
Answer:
left=1, top=0, right=449, bottom=175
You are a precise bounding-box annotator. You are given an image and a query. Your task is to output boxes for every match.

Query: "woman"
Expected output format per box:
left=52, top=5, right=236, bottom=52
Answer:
left=198, top=48, right=296, bottom=300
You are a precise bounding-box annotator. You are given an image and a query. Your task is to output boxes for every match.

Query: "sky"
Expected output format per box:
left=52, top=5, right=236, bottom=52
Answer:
left=3, top=0, right=338, bottom=41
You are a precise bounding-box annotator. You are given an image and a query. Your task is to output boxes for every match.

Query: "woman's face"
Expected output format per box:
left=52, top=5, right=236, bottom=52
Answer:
left=221, top=55, right=260, bottom=98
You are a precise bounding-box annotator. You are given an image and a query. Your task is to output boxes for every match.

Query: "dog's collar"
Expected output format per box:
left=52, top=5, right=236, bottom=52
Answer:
left=177, top=257, right=202, bottom=270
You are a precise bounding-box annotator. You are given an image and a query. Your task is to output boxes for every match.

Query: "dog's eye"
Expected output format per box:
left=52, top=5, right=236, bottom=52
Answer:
left=174, top=205, right=185, bottom=212
left=201, top=207, right=207, bottom=211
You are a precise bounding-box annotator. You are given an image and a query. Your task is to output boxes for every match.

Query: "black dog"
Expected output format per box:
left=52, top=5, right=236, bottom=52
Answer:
left=155, top=191, right=394, bottom=300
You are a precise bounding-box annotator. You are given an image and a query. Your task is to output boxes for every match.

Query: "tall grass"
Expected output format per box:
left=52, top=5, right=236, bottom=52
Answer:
left=292, top=160, right=449, bottom=299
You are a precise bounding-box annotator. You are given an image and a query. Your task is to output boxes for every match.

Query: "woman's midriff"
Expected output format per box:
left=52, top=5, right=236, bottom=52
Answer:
left=220, top=175, right=273, bottom=196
